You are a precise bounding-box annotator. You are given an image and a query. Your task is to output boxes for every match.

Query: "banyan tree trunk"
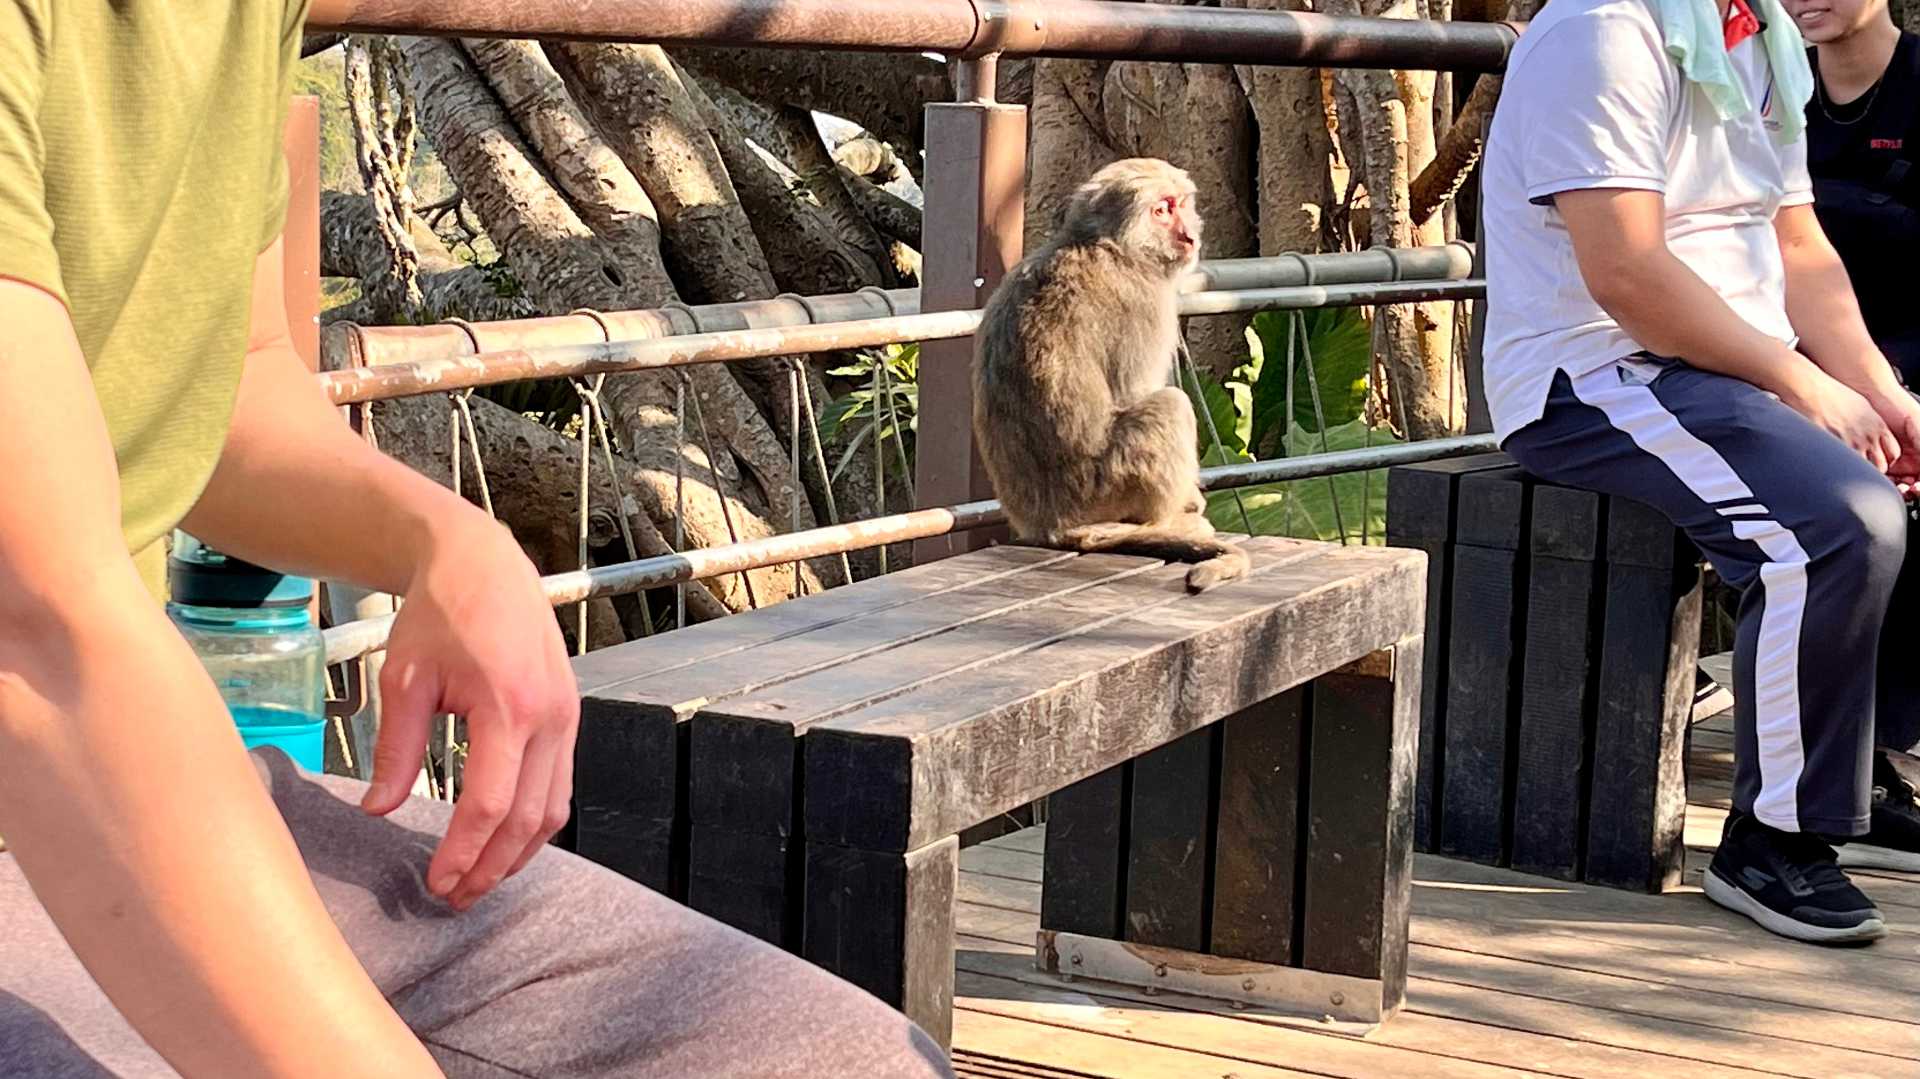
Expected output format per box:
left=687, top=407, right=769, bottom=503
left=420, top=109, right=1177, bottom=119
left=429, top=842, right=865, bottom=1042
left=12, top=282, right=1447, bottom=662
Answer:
left=400, top=34, right=826, bottom=610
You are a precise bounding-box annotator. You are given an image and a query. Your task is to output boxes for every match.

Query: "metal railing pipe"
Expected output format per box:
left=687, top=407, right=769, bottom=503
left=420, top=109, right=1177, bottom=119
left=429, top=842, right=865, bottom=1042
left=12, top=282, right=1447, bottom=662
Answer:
left=320, top=278, right=1483, bottom=404
left=306, top=0, right=1519, bottom=71
left=326, top=245, right=1476, bottom=371
left=322, top=432, right=1500, bottom=663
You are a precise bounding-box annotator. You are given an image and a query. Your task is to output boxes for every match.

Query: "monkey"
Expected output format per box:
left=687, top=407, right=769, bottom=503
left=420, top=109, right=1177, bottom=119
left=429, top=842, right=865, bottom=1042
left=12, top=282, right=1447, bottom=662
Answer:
left=971, top=158, right=1249, bottom=593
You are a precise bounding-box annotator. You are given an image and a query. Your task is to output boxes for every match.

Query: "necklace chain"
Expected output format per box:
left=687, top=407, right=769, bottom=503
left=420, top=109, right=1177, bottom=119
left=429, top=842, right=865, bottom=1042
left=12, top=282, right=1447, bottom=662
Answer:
left=1814, top=68, right=1886, bottom=127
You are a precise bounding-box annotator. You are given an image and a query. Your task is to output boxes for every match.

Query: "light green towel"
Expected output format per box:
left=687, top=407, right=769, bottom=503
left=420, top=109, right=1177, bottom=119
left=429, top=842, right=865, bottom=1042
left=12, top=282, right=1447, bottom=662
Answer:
left=1654, top=0, right=1814, bottom=143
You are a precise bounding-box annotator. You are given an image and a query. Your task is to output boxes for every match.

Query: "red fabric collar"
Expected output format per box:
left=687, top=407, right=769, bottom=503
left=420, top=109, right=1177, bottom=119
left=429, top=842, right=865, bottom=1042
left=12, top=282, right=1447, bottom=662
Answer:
left=1725, top=0, right=1763, bottom=50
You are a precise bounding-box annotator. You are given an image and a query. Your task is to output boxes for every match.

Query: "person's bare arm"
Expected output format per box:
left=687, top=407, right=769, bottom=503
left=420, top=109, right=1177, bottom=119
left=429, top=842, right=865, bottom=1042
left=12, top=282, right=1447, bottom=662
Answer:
left=1773, top=201, right=1920, bottom=482
left=0, top=278, right=441, bottom=1077
left=180, top=235, right=578, bottom=910
left=1555, top=187, right=1898, bottom=470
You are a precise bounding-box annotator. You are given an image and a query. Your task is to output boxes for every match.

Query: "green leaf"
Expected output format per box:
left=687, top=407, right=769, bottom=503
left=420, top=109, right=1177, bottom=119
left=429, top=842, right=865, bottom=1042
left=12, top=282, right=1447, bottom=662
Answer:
left=829, top=420, right=877, bottom=486
left=1204, top=418, right=1398, bottom=543
left=1246, top=308, right=1373, bottom=447
left=1181, top=368, right=1247, bottom=458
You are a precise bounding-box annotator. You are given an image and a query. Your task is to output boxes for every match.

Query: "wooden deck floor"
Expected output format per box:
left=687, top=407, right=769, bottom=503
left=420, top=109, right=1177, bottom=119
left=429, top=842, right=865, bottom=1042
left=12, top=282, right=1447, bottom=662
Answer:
left=949, top=708, right=1920, bottom=1079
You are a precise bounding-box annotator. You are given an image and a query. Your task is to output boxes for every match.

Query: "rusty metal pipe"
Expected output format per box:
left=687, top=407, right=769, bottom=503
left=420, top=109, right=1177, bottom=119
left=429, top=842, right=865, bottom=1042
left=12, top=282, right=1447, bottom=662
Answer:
left=326, top=246, right=1475, bottom=370
left=321, top=432, right=1499, bottom=663
left=321, top=279, right=1482, bottom=404
left=307, top=0, right=1519, bottom=71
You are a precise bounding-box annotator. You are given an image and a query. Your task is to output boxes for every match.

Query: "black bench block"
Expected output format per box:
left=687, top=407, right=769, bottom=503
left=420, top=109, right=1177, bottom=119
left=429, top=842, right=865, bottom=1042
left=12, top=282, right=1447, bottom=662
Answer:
left=1387, top=456, right=1698, bottom=892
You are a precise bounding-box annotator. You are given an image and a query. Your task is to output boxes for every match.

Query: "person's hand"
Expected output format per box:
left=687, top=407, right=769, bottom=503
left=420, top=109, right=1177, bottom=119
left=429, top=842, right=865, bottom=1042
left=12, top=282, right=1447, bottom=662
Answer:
left=1780, top=365, right=1901, bottom=474
left=360, top=515, right=577, bottom=911
left=1869, top=386, right=1920, bottom=498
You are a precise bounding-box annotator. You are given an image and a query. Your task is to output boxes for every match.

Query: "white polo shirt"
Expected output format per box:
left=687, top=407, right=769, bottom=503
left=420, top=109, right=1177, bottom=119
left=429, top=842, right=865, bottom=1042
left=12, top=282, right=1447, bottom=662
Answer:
left=1480, top=0, right=1814, bottom=440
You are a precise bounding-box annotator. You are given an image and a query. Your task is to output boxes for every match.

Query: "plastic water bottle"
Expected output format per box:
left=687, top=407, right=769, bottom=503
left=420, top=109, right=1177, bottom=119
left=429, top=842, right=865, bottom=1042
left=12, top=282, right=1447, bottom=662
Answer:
left=165, top=533, right=327, bottom=771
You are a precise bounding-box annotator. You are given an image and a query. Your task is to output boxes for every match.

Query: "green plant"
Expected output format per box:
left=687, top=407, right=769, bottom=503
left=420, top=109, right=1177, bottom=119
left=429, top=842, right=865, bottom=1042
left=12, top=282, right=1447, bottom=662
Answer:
left=1187, top=307, right=1398, bottom=545
left=817, top=343, right=919, bottom=487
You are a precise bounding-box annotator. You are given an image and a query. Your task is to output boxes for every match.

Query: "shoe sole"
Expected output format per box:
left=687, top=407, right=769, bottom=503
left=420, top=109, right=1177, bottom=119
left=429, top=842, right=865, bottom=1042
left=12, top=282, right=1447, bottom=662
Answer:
left=1702, top=869, right=1887, bottom=944
left=1837, top=845, right=1920, bottom=873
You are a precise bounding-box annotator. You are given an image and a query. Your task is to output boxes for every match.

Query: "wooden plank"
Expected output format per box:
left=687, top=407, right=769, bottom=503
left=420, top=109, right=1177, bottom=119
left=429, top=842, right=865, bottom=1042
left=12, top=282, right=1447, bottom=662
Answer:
left=1412, top=908, right=1920, bottom=1024
left=696, top=553, right=1175, bottom=839
left=571, top=812, right=678, bottom=898
left=805, top=541, right=1427, bottom=853
left=1453, top=467, right=1529, bottom=550
left=952, top=1007, right=1327, bottom=1079
left=1384, top=453, right=1513, bottom=544
left=803, top=836, right=958, bottom=1048
left=569, top=545, right=1066, bottom=693
left=1405, top=971, right=1900, bottom=1079
left=1123, top=726, right=1218, bottom=952
left=1439, top=465, right=1529, bottom=866
left=1411, top=941, right=1920, bottom=1068
left=1606, top=493, right=1690, bottom=569
left=955, top=959, right=1544, bottom=1079
left=954, top=905, right=1817, bottom=1079
left=1301, top=651, right=1419, bottom=1011
left=968, top=843, right=1045, bottom=883
left=1585, top=564, right=1699, bottom=891
left=1040, top=765, right=1128, bottom=939
left=685, top=824, right=797, bottom=946
left=1511, top=481, right=1604, bottom=881
left=1208, top=689, right=1305, bottom=964
left=984, top=825, right=1047, bottom=855
left=961, top=866, right=1043, bottom=915
left=1414, top=851, right=1920, bottom=991
left=1386, top=452, right=1512, bottom=853
left=571, top=710, right=686, bottom=898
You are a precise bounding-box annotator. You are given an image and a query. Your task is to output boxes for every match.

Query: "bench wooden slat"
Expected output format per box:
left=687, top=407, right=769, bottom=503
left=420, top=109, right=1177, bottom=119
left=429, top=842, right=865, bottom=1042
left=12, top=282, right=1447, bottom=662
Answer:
left=571, top=708, right=686, bottom=897
left=1207, top=687, right=1306, bottom=965
left=1440, top=467, right=1530, bottom=865
left=571, top=545, right=1070, bottom=695
left=1040, top=765, right=1129, bottom=940
left=803, top=541, right=1426, bottom=854
left=1301, top=656, right=1419, bottom=1012
left=1124, top=725, right=1219, bottom=952
left=1385, top=454, right=1513, bottom=852
left=803, top=835, right=959, bottom=1048
left=1511, top=484, right=1603, bottom=880
left=1585, top=564, right=1700, bottom=891
left=684, top=824, right=796, bottom=946
left=572, top=547, right=1066, bottom=894
left=692, top=553, right=1168, bottom=838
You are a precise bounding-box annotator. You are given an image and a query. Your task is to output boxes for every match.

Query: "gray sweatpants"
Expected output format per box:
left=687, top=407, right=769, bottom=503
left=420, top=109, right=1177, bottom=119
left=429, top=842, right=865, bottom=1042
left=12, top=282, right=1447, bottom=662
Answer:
left=1506, top=357, right=1920, bottom=837
left=0, top=749, right=953, bottom=1078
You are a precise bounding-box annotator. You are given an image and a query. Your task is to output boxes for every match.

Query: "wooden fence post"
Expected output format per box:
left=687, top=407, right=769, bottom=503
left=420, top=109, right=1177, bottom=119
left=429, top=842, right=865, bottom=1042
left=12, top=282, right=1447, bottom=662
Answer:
left=910, top=60, right=1026, bottom=564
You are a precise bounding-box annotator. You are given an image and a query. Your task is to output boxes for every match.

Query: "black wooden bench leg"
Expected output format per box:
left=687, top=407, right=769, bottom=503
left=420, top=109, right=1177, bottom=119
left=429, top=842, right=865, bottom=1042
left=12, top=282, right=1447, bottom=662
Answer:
left=1041, top=764, right=1128, bottom=939
left=1125, top=725, right=1219, bottom=953
left=1209, top=687, right=1306, bottom=965
left=1302, top=642, right=1421, bottom=1016
left=802, top=835, right=959, bottom=1049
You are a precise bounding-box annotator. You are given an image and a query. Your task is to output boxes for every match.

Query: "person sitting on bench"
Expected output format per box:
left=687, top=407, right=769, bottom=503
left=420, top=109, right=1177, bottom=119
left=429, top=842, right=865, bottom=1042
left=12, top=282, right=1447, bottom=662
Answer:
left=0, top=2, right=950, bottom=1075
left=1482, top=0, right=1920, bottom=944
left=1796, top=0, right=1920, bottom=381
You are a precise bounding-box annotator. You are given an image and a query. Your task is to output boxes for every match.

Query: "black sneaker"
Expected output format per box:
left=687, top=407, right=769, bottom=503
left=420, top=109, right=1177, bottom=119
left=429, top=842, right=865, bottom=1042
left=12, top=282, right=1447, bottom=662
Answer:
left=1703, top=812, right=1887, bottom=943
left=1835, top=751, right=1920, bottom=874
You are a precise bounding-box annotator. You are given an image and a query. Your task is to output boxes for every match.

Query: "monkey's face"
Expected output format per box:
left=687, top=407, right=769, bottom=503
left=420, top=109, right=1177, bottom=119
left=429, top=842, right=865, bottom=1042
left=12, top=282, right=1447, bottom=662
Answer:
left=1142, top=187, right=1203, bottom=273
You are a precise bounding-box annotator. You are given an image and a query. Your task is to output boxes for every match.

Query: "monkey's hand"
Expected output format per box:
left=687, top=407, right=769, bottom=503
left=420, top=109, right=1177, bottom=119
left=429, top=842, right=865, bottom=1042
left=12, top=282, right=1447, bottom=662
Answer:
left=1184, top=485, right=1208, bottom=516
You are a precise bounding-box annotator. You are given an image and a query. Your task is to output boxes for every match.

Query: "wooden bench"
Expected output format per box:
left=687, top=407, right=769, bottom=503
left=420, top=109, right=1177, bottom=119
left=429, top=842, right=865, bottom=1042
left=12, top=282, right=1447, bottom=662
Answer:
left=564, top=535, right=1426, bottom=1044
left=1387, top=453, right=1702, bottom=892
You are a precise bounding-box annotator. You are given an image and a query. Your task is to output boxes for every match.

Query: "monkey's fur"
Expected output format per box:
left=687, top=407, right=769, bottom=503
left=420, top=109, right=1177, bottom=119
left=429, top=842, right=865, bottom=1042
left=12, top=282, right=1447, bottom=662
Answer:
left=972, top=158, right=1249, bottom=592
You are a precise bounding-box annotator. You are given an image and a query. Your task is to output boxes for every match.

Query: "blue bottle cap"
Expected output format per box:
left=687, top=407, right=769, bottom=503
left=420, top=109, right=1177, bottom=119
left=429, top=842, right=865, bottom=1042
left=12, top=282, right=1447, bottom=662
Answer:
left=166, top=532, right=314, bottom=609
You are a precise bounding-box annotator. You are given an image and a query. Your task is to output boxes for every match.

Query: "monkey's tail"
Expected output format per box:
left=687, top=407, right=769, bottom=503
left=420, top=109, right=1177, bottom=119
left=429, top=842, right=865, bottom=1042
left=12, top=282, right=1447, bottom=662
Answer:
left=1051, top=523, right=1250, bottom=593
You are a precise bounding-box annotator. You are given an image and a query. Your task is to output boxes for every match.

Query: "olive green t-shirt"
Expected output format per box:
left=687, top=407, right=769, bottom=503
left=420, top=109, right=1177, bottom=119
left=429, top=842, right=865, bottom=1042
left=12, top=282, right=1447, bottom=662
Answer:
left=0, top=1, right=308, bottom=596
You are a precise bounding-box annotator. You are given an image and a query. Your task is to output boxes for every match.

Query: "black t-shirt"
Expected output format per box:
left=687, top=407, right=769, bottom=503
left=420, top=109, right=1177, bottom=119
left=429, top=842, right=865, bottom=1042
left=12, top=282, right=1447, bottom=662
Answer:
left=1807, top=32, right=1920, bottom=381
